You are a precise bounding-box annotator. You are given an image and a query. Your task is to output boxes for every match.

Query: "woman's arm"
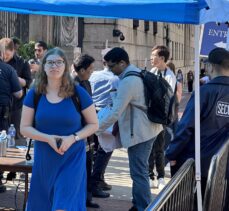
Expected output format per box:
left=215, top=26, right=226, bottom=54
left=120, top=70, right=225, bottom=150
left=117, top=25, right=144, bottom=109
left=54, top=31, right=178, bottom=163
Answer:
left=75, top=104, right=99, bottom=139
left=20, top=105, right=62, bottom=154
left=176, top=82, right=183, bottom=103
left=59, top=104, right=98, bottom=154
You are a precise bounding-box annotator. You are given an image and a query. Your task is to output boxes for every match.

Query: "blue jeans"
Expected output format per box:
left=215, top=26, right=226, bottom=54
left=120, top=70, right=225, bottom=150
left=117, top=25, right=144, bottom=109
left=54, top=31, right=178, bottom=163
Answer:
left=128, top=138, right=155, bottom=211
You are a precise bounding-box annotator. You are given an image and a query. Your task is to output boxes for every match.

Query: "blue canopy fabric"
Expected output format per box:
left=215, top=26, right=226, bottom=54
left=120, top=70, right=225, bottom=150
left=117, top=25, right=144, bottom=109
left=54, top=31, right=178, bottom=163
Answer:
left=200, top=0, right=229, bottom=23
left=0, top=0, right=212, bottom=24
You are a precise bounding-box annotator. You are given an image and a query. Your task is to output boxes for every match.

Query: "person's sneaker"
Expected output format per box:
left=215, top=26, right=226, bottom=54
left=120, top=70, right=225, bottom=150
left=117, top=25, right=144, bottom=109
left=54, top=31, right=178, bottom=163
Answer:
left=6, top=172, right=16, bottom=181
left=86, top=200, right=100, bottom=208
left=157, top=178, right=166, bottom=190
left=97, top=180, right=112, bottom=191
left=92, top=188, right=110, bottom=198
left=129, top=206, right=138, bottom=211
left=149, top=179, right=157, bottom=188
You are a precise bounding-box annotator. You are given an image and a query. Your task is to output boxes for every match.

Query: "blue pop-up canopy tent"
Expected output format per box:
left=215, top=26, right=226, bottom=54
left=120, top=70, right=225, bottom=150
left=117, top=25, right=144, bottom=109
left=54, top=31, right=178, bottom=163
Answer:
left=0, top=0, right=227, bottom=24
left=0, top=0, right=229, bottom=210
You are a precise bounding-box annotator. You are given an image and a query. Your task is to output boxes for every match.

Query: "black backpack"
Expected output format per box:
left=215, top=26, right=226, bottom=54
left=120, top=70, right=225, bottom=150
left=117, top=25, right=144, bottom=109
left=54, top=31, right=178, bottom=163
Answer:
left=123, top=69, right=175, bottom=125
left=25, top=89, right=82, bottom=161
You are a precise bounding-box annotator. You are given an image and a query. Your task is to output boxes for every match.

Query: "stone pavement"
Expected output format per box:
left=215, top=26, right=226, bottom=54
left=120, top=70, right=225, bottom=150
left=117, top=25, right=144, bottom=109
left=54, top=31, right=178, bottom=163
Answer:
left=0, top=91, right=191, bottom=211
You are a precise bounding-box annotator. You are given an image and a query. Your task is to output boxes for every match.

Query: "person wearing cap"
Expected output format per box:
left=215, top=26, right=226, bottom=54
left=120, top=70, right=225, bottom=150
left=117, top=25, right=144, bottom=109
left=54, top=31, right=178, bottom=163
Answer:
left=166, top=47, right=229, bottom=202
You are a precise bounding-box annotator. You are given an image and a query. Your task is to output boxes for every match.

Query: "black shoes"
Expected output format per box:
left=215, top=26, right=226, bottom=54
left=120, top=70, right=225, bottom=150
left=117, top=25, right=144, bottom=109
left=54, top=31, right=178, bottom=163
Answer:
left=91, top=180, right=111, bottom=198
left=86, top=200, right=100, bottom=208
left=92, top=188, right=110, bottom=198
left=97, top=180, right=112, bottom=191
left=129, top=206, right=138, bottom=211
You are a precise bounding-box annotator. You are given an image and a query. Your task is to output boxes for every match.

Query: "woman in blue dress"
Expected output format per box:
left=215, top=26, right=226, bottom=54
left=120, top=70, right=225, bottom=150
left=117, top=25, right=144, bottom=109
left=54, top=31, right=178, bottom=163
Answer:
left=20, top=47, right=98, bottom=211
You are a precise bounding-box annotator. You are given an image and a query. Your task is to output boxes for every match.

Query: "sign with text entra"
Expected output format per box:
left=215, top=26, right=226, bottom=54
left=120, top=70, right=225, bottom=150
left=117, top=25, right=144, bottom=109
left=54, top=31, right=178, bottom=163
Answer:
left=200, top=22, right=228, bottom=57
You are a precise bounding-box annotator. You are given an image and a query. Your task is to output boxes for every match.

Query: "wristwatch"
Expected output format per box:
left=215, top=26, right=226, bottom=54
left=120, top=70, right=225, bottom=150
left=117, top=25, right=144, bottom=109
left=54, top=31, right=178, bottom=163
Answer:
left=74, top=133, right=80, bottom=142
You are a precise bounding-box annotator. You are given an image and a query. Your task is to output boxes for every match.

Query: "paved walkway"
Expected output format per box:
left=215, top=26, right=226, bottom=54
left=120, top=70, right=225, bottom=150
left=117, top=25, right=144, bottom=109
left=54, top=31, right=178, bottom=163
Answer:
left=0, top=91, right=191, bottom=211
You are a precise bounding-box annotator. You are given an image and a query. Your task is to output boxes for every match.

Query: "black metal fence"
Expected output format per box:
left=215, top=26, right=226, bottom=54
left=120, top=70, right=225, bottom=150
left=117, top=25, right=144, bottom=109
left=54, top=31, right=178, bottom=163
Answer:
left=203, top=138, right=229, bottom=211
left=146, top=158, right=195, bottom=211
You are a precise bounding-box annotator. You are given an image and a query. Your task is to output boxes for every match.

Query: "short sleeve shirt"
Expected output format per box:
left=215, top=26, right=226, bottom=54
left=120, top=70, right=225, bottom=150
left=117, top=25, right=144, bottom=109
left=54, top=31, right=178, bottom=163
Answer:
left=23, top=85, right=93, bottom=136
left=0, top=61, right=21, bottom=106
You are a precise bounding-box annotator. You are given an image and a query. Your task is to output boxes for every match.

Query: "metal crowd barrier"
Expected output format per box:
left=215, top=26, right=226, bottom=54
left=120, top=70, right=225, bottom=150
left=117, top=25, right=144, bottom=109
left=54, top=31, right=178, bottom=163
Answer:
left=203, top=138, right=229, bottom=211
left=146, top=158, right=195, bottom=211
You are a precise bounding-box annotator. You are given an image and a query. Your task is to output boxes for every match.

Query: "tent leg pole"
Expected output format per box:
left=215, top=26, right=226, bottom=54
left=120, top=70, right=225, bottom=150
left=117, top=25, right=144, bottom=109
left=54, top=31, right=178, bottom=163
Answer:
left=194, top=25, right=203, bottom=211
left=226, top=26, right=229, bottom=50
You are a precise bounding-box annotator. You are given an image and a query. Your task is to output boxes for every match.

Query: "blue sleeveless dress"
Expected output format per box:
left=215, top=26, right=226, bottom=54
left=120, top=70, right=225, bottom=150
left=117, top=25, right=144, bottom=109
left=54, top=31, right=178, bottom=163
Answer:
left=24, top=86, right=93, bottom=211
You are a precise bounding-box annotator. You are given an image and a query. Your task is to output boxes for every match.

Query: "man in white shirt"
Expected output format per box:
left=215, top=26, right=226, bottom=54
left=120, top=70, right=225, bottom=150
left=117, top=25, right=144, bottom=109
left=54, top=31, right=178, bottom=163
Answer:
left=89, top=57, right=119, bottom=199
left=149, top=45, right=176, bottom=189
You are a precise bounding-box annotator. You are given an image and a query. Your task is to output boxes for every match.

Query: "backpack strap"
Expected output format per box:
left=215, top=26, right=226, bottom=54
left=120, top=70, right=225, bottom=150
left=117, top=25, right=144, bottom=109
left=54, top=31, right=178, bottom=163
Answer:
left=71, top=89, right=82, bottom=114
left=71, top=87, right=85, bottom=126
left=163, top=68, right=167, bottom=77
left=26, top=91, right=41, bottom=161
left=33, top=92, right=42, bottom=115
left=123, top=71, right=144, bottom=138
left=123, top=71, right=142, bottom=79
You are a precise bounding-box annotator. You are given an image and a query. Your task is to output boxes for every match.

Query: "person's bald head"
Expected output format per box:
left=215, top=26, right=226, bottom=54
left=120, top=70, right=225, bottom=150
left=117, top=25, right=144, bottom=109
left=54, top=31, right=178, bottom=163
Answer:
left=0, top=38, right=15, bottom=62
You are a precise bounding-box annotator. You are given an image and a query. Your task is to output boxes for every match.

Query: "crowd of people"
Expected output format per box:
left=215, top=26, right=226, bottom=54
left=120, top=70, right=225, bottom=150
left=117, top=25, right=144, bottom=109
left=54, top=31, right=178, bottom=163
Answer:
left=0, top=37, right=229, bottom=211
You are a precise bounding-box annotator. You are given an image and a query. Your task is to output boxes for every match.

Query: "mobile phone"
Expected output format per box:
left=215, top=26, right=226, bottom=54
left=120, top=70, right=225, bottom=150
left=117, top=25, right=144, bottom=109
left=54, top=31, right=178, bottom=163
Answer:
left=55, top=138, right=63, bottom=149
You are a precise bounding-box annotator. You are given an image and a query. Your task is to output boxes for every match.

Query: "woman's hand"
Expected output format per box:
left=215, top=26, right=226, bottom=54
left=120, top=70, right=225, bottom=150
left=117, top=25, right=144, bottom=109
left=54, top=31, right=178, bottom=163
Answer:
left=58, top=135, right=75, bottom=154
left=47, top=135, right=64, bottom=155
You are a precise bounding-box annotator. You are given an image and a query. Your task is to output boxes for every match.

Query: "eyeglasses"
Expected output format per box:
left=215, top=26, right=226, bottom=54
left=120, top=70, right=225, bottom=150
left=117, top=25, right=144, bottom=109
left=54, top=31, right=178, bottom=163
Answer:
left=45, top=60, right=65, bottom=67
left=107, top=62, right=117, bottom=69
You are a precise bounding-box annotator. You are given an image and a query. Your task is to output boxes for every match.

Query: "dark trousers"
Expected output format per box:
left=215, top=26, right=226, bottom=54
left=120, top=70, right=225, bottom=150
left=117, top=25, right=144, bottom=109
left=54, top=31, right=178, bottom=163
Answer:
left=0, top=106, right=10, bottom=131
left=188, top=81, right=193, bottom=92
left=149, top=130, right=165, bottom=180
left=224, top=180, right=229, bottom=211
left=86, top=149, right=93, bottom=202
left=0, top=106, right=10, bottom=180
left=170, top=159, right=184, bottom=177
left=91, top=146, right=113, bottom=187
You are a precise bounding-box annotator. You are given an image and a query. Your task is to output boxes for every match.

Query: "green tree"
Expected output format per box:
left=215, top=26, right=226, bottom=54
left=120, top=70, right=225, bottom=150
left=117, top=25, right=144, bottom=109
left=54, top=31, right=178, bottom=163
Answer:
left=18, top=41, right=35, bottom=60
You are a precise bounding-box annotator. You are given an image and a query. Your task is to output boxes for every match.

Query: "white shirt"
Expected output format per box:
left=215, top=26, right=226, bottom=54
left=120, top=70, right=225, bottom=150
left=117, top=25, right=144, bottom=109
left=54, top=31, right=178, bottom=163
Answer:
left=150, top=67, right=177, bottom=92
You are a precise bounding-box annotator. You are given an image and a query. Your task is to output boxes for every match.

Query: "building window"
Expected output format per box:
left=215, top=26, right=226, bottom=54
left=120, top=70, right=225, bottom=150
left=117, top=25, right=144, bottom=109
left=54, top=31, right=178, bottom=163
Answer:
left=133, top=19, right=139, bottom=29
left=144, top=21, right=149, bottom=32
left=178, top=43, right=180, bottom=60
left=172, top=41, right=174, bottom=59
left=153, top=22, right=158, bottom=35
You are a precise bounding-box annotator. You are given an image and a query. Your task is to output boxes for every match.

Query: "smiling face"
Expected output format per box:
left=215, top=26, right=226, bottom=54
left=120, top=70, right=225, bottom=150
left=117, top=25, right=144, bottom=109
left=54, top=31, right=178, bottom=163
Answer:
left=44, top=54, right=65, bottom=80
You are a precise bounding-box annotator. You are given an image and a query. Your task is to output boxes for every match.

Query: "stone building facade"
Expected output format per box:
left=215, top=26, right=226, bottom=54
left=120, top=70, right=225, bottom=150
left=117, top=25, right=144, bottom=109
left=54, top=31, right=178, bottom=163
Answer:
left=0, top=12, right=195, bottom=80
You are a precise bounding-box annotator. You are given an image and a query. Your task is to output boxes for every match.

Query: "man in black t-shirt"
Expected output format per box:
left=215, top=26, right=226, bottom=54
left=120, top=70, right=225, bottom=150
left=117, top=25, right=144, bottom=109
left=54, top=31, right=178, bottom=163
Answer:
left=73, top=54, right=102, bottom=209
left=0, top=38, right=32, bottom=139
left=0, top=42, right=22, bottom=193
